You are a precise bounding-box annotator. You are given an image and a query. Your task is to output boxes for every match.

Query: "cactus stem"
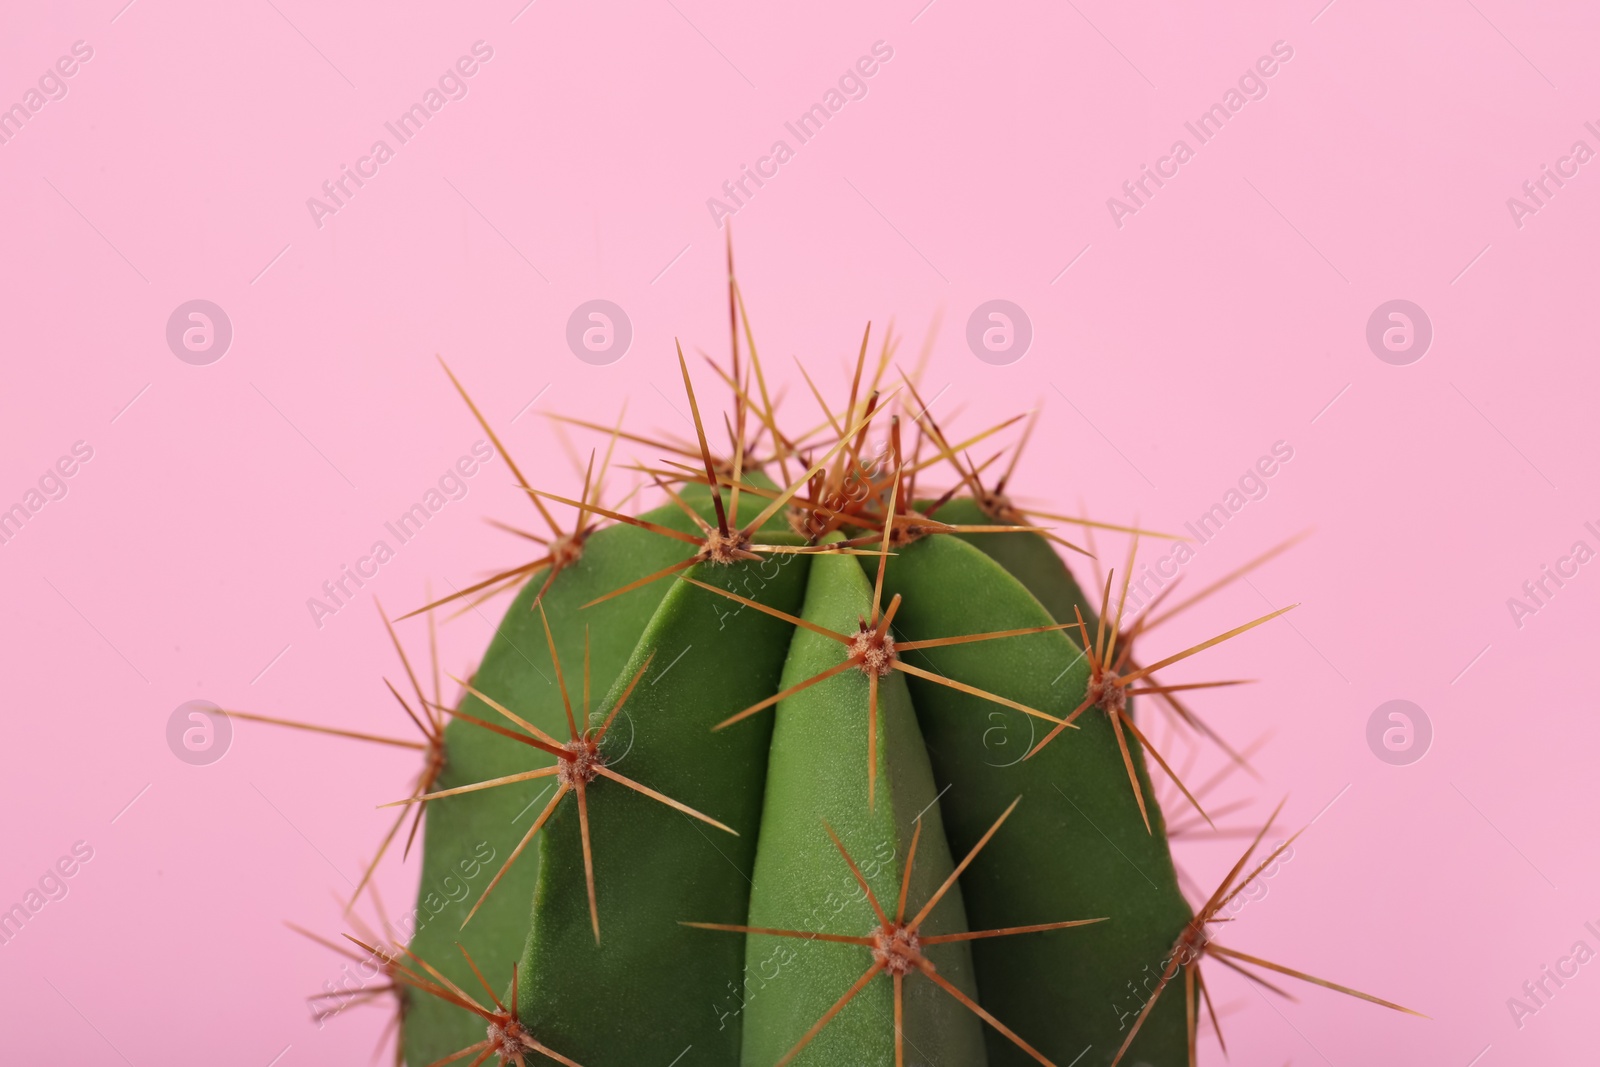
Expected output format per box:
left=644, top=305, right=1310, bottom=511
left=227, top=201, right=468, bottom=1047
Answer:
left=382, top=266, right=1424, bottom=1062
left=685, top=800, right=1104, bottom=1067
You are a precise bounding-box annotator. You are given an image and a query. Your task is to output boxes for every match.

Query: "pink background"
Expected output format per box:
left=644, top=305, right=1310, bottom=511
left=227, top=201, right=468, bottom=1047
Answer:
left=3, top=0, right=1598, bottom=1063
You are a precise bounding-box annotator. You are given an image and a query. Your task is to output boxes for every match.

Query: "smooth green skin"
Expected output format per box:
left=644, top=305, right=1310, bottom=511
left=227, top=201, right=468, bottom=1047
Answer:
left=515, top=552, right=811, bottom=1064
left=741, top=551, right=985, bottom=1067
left=922, top=497, right=1095, bottom=628
left=401, top=501, right=710, bottom=1065
left=865, top=535, right=1192, bottom=1067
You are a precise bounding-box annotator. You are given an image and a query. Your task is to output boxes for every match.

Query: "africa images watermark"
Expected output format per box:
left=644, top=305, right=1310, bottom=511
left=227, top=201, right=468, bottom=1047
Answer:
left=1504, top=518, right=1600, bottom=630
left=1505, top=121, right=1600, bottom=230
left=706, top=40, right=896, bottom=228
left=0, top=40, right=95, bottom=148
left=1506, top=916, right=1600, bottom=1030
left=1105, top=40, right=1296, bottom=229
left=0, top=440, right=95, bottom=549
left=0, top=840, right=95, bottom=948
left=306, top=440, right=497, bottom=629
left=1114, top=440, right=1296, bottom=621
left=305, top=41, right=496, bottom=229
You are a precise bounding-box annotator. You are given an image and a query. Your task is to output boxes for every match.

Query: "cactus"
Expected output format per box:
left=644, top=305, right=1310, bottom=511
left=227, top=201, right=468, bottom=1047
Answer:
left=245, top=251, right=1422, bottom=1065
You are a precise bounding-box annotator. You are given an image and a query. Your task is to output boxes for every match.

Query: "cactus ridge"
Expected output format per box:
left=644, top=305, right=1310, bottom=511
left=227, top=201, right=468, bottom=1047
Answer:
left=380, top=598, right=740, bottom=938
left=256, top=252, right=1423, bottom=1066
left=688, top=798, right=1108, bottom=1067
left=682, top=499, right=1087, bottom=808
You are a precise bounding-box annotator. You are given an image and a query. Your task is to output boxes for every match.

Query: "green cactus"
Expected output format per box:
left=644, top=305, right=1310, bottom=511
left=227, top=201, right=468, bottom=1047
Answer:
left=255, top=262, right=1421, bottom=1066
